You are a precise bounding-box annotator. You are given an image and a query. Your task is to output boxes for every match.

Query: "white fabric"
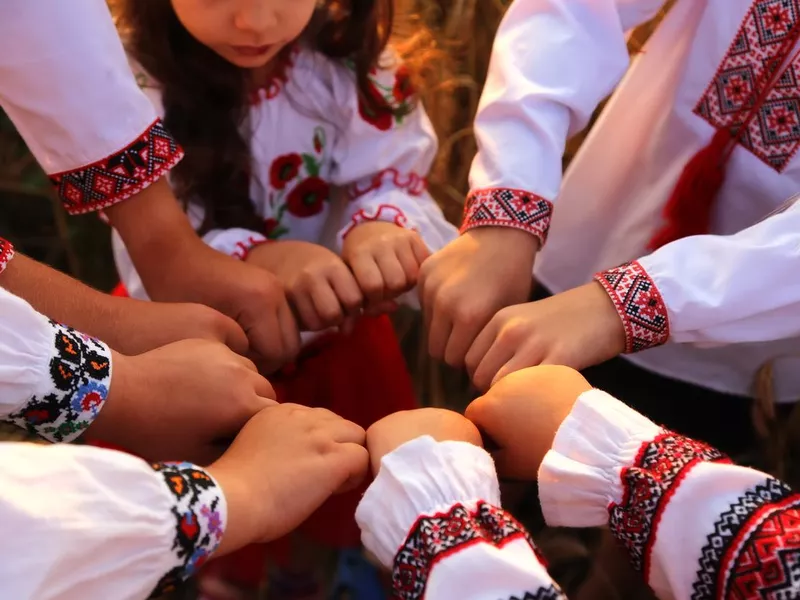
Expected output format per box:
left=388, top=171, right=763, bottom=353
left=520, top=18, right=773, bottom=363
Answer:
left=0, top=442, right=199, bottom=600
left=0, top=287, right=59, bottom=411
left=0, top=0, right=158, bottom=175
left=356, top=436, right=563, bottom=599
left=537, top=389, right=661, bottom=528
left=113, top=47, right=457, bottom=309
left=474, top=0, right=800, bottom=400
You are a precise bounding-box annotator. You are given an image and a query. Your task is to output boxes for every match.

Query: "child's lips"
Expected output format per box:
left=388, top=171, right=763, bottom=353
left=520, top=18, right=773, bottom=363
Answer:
left=231, top=44, right=274, bottom=57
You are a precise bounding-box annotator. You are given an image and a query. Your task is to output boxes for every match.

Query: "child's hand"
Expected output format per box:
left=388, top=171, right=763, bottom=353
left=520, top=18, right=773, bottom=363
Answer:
left=465, top=366, right=591, bottom=480
left=247, top=241, right=363, bottom=331
left=464, top=282, right=626, bottom=391
left=365, top=408, right=483, bottom=476
left=207, top=404, right=369, bottom=555
left=342, top=222, right=430, bottom=314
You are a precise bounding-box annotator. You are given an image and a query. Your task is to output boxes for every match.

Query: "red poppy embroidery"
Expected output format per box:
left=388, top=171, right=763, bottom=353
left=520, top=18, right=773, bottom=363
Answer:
left=359, top=82, right=394, bottom=131
left=270, top=153, right=303, bottom=190
left=264, top=217, right=280, bottom=237
left=286, top=177, right=330, bottom=218
left=393, top=64, right=415, bottom=104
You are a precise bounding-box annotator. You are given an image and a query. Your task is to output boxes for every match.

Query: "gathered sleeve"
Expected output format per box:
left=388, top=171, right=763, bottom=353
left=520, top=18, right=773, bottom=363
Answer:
left=0, top=443, right=225, bottom=600
left=593, top=199, right=800, bottom=353
left=0, top=286, right=112, bottom=443
left=356, top=436, right=566, bottom=599
left=0, top=0, right=183, bottom=215
left=304, top=54, right=457, bottom=254
left=465, top=0, right=668, bottom=246
left=539, top=389, right=800, bottom=599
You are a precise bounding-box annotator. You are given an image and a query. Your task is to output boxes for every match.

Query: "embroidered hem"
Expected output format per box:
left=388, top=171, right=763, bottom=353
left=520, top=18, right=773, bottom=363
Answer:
left=51, top=118, right=184, bottom=215
left=346, top=168, right=427, bottom=201
left=0, top=238, right=15, bottom=274
left=340, top=204, right=412, bottom=240
left=231, top=235, right=270, bottom=261
left=149, top=462, right=225, bottom=596
left=593, top=261, right=671, bottom=353
left=460, top=188, right=553, bottom=247
left=393, top=502, right=561, bottom=600
left=5, top=322, right=111, bottom=443
left=609, top=433, right=726, bottom=581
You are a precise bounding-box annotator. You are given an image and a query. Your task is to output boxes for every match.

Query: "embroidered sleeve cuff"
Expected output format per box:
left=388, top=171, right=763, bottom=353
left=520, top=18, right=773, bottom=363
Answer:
left=538, top=389, right=663, bottom=528
left=0, top=238, right=15, bottom=274
left=50, top=119, right=184, bottom=215
left=149, top=462, right=226, bottom=597
left=202, top=228, right=269, bottom=261
left=339, top=203, right=414, bottom=245
left=355, top=436, right=500, bottom=569
left=593, top=260, right=671, bottom=353
left=5, top=321, right=111, bottom=443
left=460, top=187, right=553, bottom=246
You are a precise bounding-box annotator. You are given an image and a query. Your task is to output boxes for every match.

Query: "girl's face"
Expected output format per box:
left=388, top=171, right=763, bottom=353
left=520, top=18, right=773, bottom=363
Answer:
left=171, top=0, right=317, bottom=68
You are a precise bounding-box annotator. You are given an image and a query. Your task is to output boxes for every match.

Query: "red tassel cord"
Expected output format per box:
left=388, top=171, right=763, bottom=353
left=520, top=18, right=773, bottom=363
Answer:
left=648, top=21, right=800, bottom=251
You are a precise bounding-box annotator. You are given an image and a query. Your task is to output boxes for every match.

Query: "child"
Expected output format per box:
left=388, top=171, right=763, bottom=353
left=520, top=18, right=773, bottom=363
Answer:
left=109, top=0, right=456, bottom=597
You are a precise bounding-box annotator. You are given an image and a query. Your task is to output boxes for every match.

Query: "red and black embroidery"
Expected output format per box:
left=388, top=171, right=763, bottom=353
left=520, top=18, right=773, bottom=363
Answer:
left=594, top=261, right=670, bottom=353
left=150, top=462, right=225, bottom=597
left=461, top=188, right=553, bottom=247
left=690, top=478, right=800, bottom=600
left=5, top=322, right=111, bottom=443
left=609, top=433, right=727, bottom=581
left=51, top=118, right=183, bottom=215
left=357, top=63, right=416, bottom=131
left=0, top=237, right=15, bottom=274
left=508, top=591, right=565, bottom=600
left=393, top=502, right=553, bottom=600
left=249, top=46, right=297, bottom=104
left=694, top=0, right=800, bottom=172
left=346, top=168, right=427, bottom=201
left=341, top=204, right=411, bottom=239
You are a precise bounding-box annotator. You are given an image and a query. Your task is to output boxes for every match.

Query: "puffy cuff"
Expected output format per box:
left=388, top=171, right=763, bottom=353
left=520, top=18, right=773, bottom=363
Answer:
left=149, top=462, right=227, bottom=596
left=538, top=389, right=662, bottom=528
left=339, top=202, right=414, bottom=246
left=593, top=260, right=671, bottom=353
left=50, top=119, right=184, bottom=215
left=5, top=321, right=111, bottom=443
left=460, top=187, right=553, bottom=247
left=0, top=238, right=15, bottom=274
left=355, top=436, right=500, bottom=569
left=202, top=228, right=269, bottom=261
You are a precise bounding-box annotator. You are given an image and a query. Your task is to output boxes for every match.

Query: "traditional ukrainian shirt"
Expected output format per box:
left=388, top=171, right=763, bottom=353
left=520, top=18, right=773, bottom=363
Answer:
left=113, top=47, right=457, bottom=302
left=357, top=390, right=800, bottom=599
left=468, top=0, right=800, bottom=401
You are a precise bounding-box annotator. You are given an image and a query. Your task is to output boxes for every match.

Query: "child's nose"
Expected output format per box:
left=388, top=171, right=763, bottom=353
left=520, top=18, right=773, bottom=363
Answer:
left=233, top=0, right=279, bottom=35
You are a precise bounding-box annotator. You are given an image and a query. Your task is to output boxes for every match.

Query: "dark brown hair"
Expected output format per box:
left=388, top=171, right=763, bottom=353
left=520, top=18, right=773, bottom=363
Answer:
left=114, top=0, right=399, bottom=233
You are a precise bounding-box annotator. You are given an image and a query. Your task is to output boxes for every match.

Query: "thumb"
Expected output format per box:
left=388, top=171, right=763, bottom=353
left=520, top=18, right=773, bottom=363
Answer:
left=330, top=443, right=370, bottom=494
left=221, top=317, right=250, bottom=356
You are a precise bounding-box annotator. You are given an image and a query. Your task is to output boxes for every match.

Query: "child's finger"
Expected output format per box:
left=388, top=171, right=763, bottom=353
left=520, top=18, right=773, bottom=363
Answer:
left=349, top=253, right=385, bottom=305
left=396, top=240, right=422, bottom=288
left=328, top=267, right=364, bottom=314
left=291, top=291, right=324, bottom=331
left=374, top=251, right=407, bottom=296
left=411, top=234, right=431, bottom=265
left=310, top=280, right=345, bottom=327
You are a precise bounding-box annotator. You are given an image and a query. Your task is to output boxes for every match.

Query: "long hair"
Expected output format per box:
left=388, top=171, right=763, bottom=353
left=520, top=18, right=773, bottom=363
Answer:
left=114, top=0, right=401, bottom=233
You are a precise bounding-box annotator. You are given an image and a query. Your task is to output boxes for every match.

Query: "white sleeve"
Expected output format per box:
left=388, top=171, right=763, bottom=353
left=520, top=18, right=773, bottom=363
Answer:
left=356, top=436, right=566, bottom=600
left=315, top=54, right=457, bottom=254
left=0, top=443, right=226, bottom=600
left=465, top=0, right=667, bottom=245
left=0, top=0, right=183, bottom=215
left=0, top=286, right=112, bottom=443
left=594, top=200, right=800, bottom=353
left=539, top=389, right=800, bottom=599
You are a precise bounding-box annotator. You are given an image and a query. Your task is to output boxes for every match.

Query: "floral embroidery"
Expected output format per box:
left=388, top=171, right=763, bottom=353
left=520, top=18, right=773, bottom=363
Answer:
left=690, top=478, right=800, bottom=600
left=357, top=63, right=416, bottom=131
left=50, top=119, right=184, bottom=215
left=150, top=462, right=225, bottom=597
left=609, top=433, right=727, bottom=581
left=346, top=168, right=427, bottom=201
left=263, top=126, right=330, bottom=238
left=694, top=0, right=800, bottom=171
left=393, top=502, right=561, bottom=600
left=0, top=237, right=15, bottom=274
left=594, top=261, right=671, bottom=353
left=340, top=204, right=411, bottom=240
left=5, top=322, right=111, bottom=443
left=250, top=46, right=297, bottom=104
left=461, top=187, right=553, bottom=246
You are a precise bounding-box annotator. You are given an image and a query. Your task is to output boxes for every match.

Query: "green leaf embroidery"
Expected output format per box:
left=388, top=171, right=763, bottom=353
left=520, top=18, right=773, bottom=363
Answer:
left=302, top=153, right=320, bottom=178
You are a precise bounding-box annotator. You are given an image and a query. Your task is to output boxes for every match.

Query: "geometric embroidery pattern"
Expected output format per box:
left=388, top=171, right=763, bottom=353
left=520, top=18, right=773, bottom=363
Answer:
left=5, top=322, right=111, bottom=443
left=506, top=589, right=565, bottom=600
left=393, top=502, right=564, bottom=600
left=593, top=261, right=671, bottom=353
left=50, top=118, right=184, bottom=215
left=695, top=0, right=800, bottom=172
left=0, top=237, right=15, bottom=274
left=609, top=433, right=727, bottom=582
left=461, top=187, right=554, bottom=247
left=149, top=462, right=225, bottom=597
left=690, top=478, right=800, bottom=600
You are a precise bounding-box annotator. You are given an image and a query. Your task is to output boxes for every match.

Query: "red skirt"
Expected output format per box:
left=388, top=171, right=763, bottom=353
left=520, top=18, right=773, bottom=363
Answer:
left=95, top=284, right=417, bottom=586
